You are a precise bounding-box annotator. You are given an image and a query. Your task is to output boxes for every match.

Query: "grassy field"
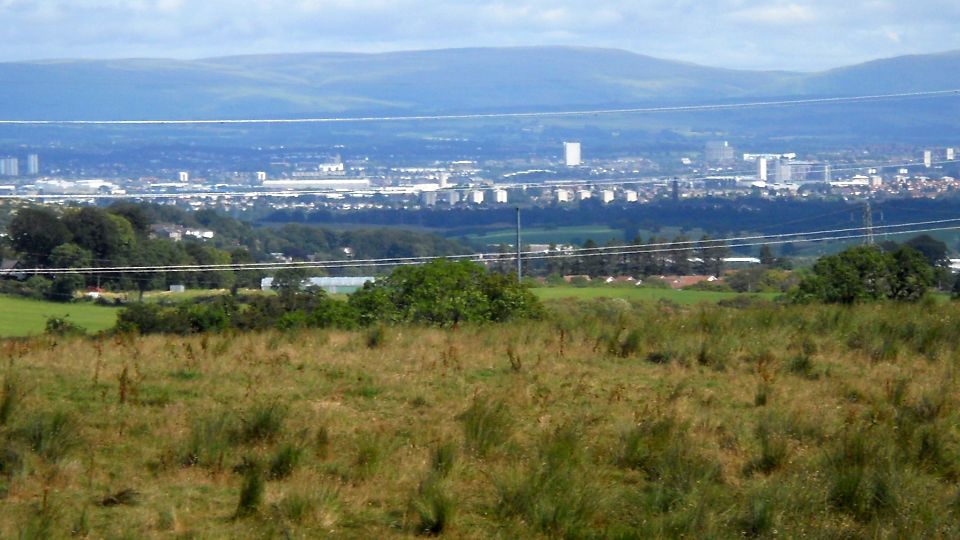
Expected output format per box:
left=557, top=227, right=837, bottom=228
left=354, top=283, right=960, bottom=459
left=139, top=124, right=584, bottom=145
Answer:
left=0, top=296, right=119, bottom=337
left=2, top=299, right=960, bottom=537
left=533, top=285, right=779, bottom=304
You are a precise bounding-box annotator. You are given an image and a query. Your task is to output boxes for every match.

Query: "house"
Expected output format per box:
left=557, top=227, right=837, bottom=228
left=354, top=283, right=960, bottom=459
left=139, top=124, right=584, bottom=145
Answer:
left=659, top=275, right=720, bottom=289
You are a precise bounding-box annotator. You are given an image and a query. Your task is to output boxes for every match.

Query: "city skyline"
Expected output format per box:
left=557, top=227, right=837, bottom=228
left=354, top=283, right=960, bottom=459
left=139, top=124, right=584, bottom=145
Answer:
left=0, top=1, right=959, bottom=71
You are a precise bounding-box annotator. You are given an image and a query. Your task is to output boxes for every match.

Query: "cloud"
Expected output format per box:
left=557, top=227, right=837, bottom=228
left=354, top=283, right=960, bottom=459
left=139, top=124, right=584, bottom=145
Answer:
left=0, top=0, right=958, bottom=70
left=728, top=3, right=817, bottom=25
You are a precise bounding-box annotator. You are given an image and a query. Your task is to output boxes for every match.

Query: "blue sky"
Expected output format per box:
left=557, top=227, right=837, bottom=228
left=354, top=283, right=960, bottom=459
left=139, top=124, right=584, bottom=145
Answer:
left=1, top=0, right=959, bottom=70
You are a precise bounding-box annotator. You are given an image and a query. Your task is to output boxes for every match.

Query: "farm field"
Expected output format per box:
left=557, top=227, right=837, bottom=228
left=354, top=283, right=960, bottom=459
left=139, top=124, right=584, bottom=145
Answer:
left=0, top=296, right=118, bottom=337
left=2, top=299, right=960, bottom=537
left=533, top=285, right=779, bottom=304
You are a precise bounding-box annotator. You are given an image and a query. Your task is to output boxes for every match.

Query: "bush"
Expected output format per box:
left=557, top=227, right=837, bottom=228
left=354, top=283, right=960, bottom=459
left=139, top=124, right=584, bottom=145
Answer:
left=44, top=316, right=85, bottom=337
left=349, top=259, right=543, bottom=326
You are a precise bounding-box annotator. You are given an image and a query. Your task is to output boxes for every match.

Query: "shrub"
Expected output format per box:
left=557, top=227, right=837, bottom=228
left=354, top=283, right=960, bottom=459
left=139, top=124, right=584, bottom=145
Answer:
left=44, top=316, right=85, bottom=337
left=349, top=259, right=543, bottom=326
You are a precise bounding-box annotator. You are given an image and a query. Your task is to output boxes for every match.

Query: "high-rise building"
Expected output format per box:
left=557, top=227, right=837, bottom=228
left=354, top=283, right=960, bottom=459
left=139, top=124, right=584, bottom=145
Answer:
left=757, top=158, right=769, bottom=181
left=705, top=141, right=735, bottom=163
left=775, top=160, right=793, bottom=183
left=924, top=150, right=933, bottom=168
left=26, top=154, right=39, bottom=175
left=256, top=171, right=267, bottom=182
left=824, top=163, right=832, bottom=183
left=948, top=148, right=956, bottom=161
left=178, top=171, right=190, bottom=183
left=0, top=157, right=18, bottom=176
left=493, top=189, right=508, bottom=204
left=563, top=142, right=582, bottom=167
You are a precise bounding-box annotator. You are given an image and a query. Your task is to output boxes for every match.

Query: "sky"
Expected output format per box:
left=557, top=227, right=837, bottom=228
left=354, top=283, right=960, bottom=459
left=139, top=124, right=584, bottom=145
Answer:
left=1, top=1, right=959, bottom=71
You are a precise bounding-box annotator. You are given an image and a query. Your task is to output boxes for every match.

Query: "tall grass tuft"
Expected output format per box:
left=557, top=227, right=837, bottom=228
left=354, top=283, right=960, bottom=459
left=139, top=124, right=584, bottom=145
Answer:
left=824, top=428, right=900, bottom=520
left=0, top=445, right=23, bottom=498
left=459, top=396, right=512, bottom=458
left=268, top=444, right=302, bottom=480
left=430, top=441, right=457, bottom=478
left=0, top=374, right=20, bottom=427
left=235, top=460, right=264, bottom=519
left=20, top=411, right=80, bottom=462
left=366, top=324, right=388, bottom=349
left=410, top=476, right=456, bottom=536
left=743, top=418, right=789, bottom=476
left=496, top=424, right=598, bottom=538
left=616, top=415, right=722, bottom=512
left=354, top=431, right=393, bottom=479
left=237, top=403, right=287, bottom=445
left=736, top=491, right=776, bottom=538
left=179, top=414, right=235, bottom=469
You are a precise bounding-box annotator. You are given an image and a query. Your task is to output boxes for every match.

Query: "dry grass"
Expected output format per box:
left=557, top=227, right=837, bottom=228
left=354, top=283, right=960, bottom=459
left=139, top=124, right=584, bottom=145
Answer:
left=1, top=299, right=960, bottom=537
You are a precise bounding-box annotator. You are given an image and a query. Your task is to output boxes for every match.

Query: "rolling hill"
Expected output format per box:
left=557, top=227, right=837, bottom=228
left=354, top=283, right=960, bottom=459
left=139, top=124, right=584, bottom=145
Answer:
left=1, top=46, right=958, bottom=121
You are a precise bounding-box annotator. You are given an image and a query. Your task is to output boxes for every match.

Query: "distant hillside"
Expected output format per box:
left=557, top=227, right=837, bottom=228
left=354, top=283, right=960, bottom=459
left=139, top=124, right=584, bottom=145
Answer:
left=0, top=46, right=958, bottom=143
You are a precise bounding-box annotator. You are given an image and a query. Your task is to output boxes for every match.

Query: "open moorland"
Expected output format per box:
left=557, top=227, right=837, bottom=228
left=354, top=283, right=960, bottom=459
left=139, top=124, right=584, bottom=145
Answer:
left=3, top=298, right=960, bottom=538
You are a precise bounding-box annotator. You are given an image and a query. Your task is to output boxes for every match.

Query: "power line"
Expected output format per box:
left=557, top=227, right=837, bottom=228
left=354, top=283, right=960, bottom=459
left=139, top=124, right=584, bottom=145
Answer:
left=1, top=90, right=957, bottom=126
left=7, top=218, right=958, bottom=276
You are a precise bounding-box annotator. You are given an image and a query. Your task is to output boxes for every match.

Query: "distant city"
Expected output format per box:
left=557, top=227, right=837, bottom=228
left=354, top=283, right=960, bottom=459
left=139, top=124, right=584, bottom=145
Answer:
left=1, top=139, right=958, bottom=217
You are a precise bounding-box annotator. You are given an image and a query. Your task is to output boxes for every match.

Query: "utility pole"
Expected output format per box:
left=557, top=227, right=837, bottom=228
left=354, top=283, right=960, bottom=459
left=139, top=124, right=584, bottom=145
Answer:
left=516, top=207, right=522, bottom=281
left=863, top=202, right=874, bottom=245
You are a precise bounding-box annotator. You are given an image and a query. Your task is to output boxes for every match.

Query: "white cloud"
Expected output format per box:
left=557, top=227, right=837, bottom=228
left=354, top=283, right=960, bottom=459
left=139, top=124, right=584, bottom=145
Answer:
left=0, top=0, right=958, bottom=70
left=728, top=3, right=817, bottom=25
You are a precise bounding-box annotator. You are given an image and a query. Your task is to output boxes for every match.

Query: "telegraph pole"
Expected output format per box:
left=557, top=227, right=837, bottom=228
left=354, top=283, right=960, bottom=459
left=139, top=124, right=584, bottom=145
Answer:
left=863, top=202, right=874, bottom=245
left=516, top=207, right=522, bottom=281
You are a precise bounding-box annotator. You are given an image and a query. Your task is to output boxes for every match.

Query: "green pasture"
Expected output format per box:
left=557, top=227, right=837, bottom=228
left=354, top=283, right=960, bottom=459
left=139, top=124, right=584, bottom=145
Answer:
left=533, top=285, right=778, bottom=304
left=0, top=295, right=119, bottom=337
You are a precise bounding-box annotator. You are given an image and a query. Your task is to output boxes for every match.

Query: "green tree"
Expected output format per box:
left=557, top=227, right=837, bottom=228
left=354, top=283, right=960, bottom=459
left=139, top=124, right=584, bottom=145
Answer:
left=888, top=246, right=934, bottom=301
left=904, top=234, right=949, bottom=268
left=8, top=207, right=71, bottom=267
left=349, top=259, right=542, bottom=326
left=759, top=244, right=776, bottom=266
left=45, top=243, right=94, bottom=302
left=792, top=245, right=932, bottom=304
left=696, top=235, right=728, bottom=277
left=62, top=207, right=135, bottom=261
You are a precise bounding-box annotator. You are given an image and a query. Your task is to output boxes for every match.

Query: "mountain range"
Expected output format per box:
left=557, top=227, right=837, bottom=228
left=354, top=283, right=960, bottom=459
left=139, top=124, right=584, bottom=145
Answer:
left=1, top=46, right=959, bottom=121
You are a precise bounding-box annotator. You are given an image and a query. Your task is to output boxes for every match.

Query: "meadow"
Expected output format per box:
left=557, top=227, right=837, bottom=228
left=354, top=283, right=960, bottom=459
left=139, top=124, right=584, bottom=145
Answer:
left=532, top=285, right=779, bottom=304
left=0, top=296, right=118, bottom=338
left=3, top=297, right=960, bottom=537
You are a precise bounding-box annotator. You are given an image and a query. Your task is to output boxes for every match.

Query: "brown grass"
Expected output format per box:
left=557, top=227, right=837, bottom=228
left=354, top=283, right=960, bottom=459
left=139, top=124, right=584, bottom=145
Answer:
left=1, top=300, right=960, bottom=537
